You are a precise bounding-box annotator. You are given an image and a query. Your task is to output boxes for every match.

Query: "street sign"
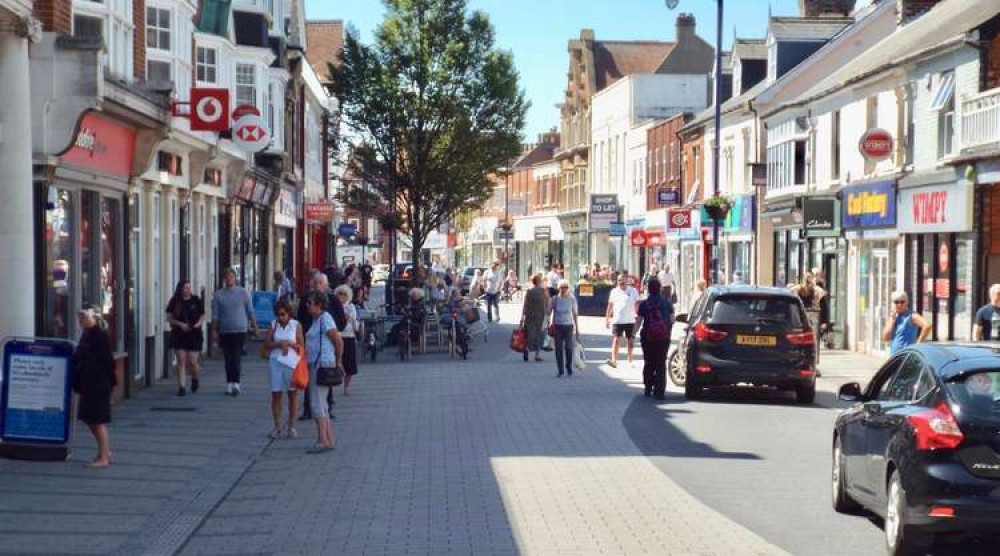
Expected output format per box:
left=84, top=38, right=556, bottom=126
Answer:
left=494, top=228, right=514, bottom=243
left=232, top=114, right=269, bottom=152
left=190, top=88, right=230, bottom=131
left=859, top=128, right=894, bottom=162
left=608, top=222, right=626, bottom=236
left=668, top=209, right=692, bottom=230
left=656, top=188, right=680, bottom=206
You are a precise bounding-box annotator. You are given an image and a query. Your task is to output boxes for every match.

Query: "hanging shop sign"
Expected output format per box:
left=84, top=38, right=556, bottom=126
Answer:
left=898, top=180, right=973, bottom=234
left=842, top=180, right=896, bottom=230
left=305, top=201, right=336, bottom=222
left=803, top=198, right=837, bottom=232
left=630, top=229, right=647, bottom=247
left=338, top=222, right=358, bottom=237
left=608, top=222, right=627, bottom=237
left=61, top=113, right=136, bottom=179
left=232, top=114, right=270, bottom=153
left=589, top=194, right=619, bottom=230
left=859, top=128, right=894, bottom=162
left=236, top=175, right=256, bottom=201
left=723, top=195, right=755, bottom=234
left=657, top=188, right=681, bottom=206
left=645, top=230, right=665, bottom=246
left=190, top=88, right=231, bottom=131
left=667, top=209, right=692, bottom=230
left=275, top=189, right=297, bottom=228
left=534, top=225, right=552, bottom=241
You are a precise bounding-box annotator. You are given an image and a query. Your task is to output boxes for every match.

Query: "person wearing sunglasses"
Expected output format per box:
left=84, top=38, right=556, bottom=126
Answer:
left=881, top=291, right=931, bottom=355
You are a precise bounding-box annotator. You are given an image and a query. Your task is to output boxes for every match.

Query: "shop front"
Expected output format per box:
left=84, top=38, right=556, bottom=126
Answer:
left=802, top=197, right=846, bottom=348
left=666, top=207, right=703, bottom=312
left=721, top=194, right=755, bottom=284
left=560, top=212, right=589, bottom=284
left=274, top=185, right=298, bottom=281
left=513, top=215, right=564, bottom=278
left=766, top=206, right=805, bottom=288
left=898, top=171, right=975, bottom=341
left=842, top=180, right=900, bottom=355
left=227, top=171, right=276, bottom=292
left=36, top=111, right=132, bottom=395
left=589, top=194, right=619, bottom=274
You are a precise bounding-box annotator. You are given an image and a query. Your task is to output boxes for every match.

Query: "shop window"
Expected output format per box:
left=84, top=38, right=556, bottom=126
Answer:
left=43, top=189, right=74, bottom=338
left=101, top=198, right=121, bottom=348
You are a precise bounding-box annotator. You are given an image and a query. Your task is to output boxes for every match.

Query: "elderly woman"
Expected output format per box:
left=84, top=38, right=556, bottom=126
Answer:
left=549, top=279, right=580, bottom=377
left=334, top=285, right=361, bottom=396
left=520, top=273, right=549, bottom=363
left=72, top=306, right=116, bottom=468
left=303, top=292, right=343, bottom=453
left=263, top=298, right=303, bottom=438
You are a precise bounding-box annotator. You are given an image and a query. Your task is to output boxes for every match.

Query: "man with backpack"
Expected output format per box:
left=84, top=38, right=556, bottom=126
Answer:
left=635, top=278, right=674, bottom=400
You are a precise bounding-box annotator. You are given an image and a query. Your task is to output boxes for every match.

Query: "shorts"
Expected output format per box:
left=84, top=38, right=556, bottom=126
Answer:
left=612, top=323, right=635, bottom=339
left=268, top=359, right=296, bottom=393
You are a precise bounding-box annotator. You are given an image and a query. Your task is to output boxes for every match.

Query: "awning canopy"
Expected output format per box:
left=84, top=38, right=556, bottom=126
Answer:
left=514, top=215, right=565, bottom=242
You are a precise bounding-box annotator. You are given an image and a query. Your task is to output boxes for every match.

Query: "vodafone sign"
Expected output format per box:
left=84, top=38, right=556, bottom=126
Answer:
left=859, top=128, right=894, bottom=162
left=232, top=114, right=270, bottom=153
left=190, top=88, right=230, bottom=131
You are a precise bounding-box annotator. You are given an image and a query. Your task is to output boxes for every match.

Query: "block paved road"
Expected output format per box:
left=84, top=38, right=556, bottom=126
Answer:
left=2, top=301, right=998, bottom=556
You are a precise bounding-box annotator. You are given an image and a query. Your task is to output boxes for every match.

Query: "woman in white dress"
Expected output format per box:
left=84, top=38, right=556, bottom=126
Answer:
left=263, top=299, right=304, bottom=439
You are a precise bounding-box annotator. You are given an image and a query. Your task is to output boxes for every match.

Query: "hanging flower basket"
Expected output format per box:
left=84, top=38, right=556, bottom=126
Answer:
left=703, top=195, right=733, bottom=221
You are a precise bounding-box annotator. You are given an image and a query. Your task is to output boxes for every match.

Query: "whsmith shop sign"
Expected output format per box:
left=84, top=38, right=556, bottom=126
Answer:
left=842, top=180, right=896, bottom=230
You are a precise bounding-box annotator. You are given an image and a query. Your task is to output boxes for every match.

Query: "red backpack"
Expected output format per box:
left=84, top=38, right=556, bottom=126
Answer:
left=644, top=300, right=671, bottom=341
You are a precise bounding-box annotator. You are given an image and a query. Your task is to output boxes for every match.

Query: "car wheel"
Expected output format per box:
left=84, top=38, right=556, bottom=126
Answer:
left=885, top=471, right=933, bottom=556
left=832, top=436, right=861, bottom=514
left=668, top=350, right=686, bottom=387
left=796, top=382, right=816, bottom=404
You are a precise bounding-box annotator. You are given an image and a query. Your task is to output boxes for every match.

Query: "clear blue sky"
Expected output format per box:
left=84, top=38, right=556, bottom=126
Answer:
left=306, top=0, right=871, bottom=138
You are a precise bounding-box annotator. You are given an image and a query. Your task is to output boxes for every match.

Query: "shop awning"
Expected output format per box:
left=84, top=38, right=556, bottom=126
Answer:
left=514, top=215, right=565, bottom=242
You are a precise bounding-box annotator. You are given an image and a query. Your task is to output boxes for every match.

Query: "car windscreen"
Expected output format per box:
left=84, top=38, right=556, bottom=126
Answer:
left=708, top=295, right=804, bottom=329
left=945, top=371, right=1000, bottom=424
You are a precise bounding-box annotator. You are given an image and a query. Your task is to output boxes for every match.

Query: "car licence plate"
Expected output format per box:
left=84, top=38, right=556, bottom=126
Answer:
left=736, top=335, right=777, bottom=346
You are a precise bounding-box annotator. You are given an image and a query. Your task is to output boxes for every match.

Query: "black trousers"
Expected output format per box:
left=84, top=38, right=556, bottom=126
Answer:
left=641, top=337, right=668, bottom=396
left=554, top=324, right=575, bottom=375
left=218, top=333, right=247, bottom=384
left=485, top=292, right=500, bottom=321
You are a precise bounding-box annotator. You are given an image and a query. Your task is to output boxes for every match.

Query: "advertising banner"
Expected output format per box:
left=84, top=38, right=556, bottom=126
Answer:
left=252, top=292, right=278, bottom=329
left=1, top=338, right=76, bottom=449
left=842, top=180, right=896, bottom=230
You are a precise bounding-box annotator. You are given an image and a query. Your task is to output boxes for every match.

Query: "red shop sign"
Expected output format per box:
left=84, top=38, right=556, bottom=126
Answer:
left=61, top=113, right=136, bottom=179
left=630, top=229, right=647, bottom=247
left=668, top=209, right=692, bottom=230
left=645, top=230, right=665, bottom=246
left=859, top=128, right=894, bottom=162
left=305, top=201, right=336, bottom=222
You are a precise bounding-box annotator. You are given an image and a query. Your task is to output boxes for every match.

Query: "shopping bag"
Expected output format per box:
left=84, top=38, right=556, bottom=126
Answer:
left=291, top=345, right=309, bottom=390
left=510, top=328, right=527, bottom=352
left=573, top=343, right=586, bottom=372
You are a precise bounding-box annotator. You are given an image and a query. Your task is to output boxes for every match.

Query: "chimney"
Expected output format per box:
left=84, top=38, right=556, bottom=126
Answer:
left=797, top=0, right=856, bottom=17
left=896, top=0, right=942, bottom=25
left=676, top=13, right=696, bottom=43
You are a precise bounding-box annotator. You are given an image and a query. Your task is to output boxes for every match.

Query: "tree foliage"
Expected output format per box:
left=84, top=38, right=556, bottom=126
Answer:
left=328, top=0, right=528, bottom=263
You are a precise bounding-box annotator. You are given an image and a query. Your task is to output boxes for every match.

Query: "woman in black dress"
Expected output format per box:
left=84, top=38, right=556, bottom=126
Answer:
left=73, top=306, right=116, bottom=468
left=166, top=281, right=205, bottom=396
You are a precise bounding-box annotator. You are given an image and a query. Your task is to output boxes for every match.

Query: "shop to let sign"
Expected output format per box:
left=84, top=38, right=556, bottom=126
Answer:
left=842, top=181, right=896, bottom=230
left=589, top=194, right=619, bottom=230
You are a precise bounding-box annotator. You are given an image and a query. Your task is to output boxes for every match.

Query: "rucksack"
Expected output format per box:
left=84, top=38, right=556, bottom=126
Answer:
left=644, top=300, right=671, bottom=342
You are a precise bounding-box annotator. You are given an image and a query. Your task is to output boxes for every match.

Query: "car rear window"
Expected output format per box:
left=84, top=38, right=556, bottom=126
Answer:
left=945, top=371, right=1000, bottom=423
left=708, top=296, right=804, bottom=328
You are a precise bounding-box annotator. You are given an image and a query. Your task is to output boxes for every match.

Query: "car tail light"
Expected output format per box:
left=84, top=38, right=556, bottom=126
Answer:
left=906, top=402, right=964, bottom=451
left=787, top=330, right=815, bottom=346
left=695, top=364, right=712, bottom=374
left=928, top=506, right=955, bottom=518
left=694, top=323, right=728, bottom=342
left=798, top=369, right=815, bottom=377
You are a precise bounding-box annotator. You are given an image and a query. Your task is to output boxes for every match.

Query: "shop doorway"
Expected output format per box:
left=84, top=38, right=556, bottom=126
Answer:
left=858, top=243, right=895, bottom=354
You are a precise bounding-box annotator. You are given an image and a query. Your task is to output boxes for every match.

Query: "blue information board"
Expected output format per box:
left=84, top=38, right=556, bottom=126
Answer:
left=1, top=338, right=76, bottom=445
left=253, top=291, right=279, bottom=329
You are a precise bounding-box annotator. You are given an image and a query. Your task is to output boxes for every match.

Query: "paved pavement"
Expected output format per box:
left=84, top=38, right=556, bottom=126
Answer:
left=2, top=302, right=997, bottom=556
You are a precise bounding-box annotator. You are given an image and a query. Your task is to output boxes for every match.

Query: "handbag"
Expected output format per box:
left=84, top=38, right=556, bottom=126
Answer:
left=313, top=317, right=343, bottom=387
left=510, top=328, right=526, bottom=352
left=548, top=323, right=556, bottom=337
left=573, top=342, right=586, bottom=371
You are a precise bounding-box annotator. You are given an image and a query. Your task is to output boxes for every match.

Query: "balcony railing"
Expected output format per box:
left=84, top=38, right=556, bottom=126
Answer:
left=961, top=87, right=1000, bottom=151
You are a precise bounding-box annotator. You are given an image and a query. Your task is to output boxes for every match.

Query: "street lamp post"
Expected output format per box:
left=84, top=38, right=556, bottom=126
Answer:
left=668, top=0, right=723, bottom=285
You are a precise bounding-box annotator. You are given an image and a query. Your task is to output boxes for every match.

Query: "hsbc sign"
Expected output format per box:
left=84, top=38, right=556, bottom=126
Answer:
left=232, top=113, right=270, bottom=153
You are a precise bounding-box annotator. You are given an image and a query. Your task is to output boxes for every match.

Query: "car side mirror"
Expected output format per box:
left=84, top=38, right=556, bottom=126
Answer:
left=838, top=382, right=864, bottom=402
left=675, top=313, right=689, bottom=324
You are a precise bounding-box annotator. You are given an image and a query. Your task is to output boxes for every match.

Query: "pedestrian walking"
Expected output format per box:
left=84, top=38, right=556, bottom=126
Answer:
left=546, top=265, right=560, bottom=298
left=604, top=274, right=640, bottom=368
left=657, top=264, right=677, bottom=304
left=211, top=268, right=257, bottom=396
left=636, top=279, right=674, bottom=400
left=334, top=285, right=361, bottom=396
left=973, top=284, right=1000, bottom=341
left=296, top=272, right=347, bottom=420
left=790, top=273, right=829, bottom=362
left=303, top=292, right=343, bottom=453
left=469, top=268, right=484, bottom=298
left=72, top=305, right=116, bottom=468
left=263, top=299, right=303, bottom=439
left=165, top=280, right=204, bottom=396
left=274, top=270, right=293, bottom=301
left=483, top=262, right=502, bottom=322
left=519, top=273, right=549, bottom=362
left=881, top=291, right=931, bottom=355
left=643, top=264, right=659, bottom=290
left=549, top=280, right=580, bottom=377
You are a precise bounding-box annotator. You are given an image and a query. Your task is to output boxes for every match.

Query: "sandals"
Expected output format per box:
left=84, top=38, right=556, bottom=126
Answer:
left=267, top=427, right=281, bottom=439
left=284, top=425, right=298, bottom=439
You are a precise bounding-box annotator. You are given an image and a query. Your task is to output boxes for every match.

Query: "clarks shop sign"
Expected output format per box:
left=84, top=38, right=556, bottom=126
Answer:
left=842, top=180, right=896, bottom=230
left=898, top=180, right=973, bottom=234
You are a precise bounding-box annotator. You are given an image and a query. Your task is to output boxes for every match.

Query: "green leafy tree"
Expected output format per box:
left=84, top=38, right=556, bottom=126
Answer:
left=329, top=0, right=528, bottom=271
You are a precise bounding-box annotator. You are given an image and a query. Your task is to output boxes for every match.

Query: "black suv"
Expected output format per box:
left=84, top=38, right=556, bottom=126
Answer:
left=677, top=286, right=817, bottom=403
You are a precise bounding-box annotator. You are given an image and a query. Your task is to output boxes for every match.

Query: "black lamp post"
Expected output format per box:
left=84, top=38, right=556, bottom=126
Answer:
left=668, top=0, right=723, bottom=285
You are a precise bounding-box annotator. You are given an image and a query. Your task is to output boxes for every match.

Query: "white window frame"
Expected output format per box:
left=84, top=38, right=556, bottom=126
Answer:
left=236, top=63, right=258, bottom=109
left=196, top=46, right=218, bottom=84
left=146, top=6, right=172, bottom=52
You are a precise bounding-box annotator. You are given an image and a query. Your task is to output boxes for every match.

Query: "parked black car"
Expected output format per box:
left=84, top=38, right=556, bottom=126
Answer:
left=833, top=343, right=1000, bottom=556
left=677, top=286, right=817, bottom=403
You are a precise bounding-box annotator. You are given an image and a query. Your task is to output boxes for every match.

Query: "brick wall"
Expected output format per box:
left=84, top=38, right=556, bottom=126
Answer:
left=134, top=0, right=146, bottom=80
left=34, top=0, right=72, bottom=35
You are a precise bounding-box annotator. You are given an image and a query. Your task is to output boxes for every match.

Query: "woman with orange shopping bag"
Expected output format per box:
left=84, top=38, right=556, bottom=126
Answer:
left=263, top=299, right=304, bottom=439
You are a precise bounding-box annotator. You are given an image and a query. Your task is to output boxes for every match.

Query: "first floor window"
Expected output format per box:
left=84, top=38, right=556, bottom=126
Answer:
left=147, top=60, right=172, bottom=83
left=196, top=47, right=217, bottom=83
left=146, top=7, right=171, bottom=51
left=236, top=64, right=256, bottom=108
left=74, top=15, right=103, bottom=39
